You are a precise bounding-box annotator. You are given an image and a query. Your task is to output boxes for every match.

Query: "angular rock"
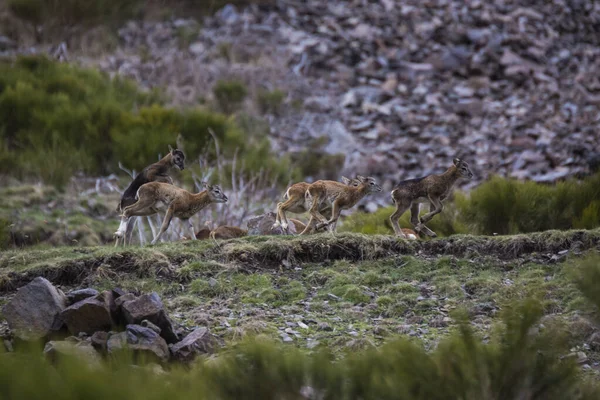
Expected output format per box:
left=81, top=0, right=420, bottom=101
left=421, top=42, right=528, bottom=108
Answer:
left=66, top=288, right=99, bottom=305
left=246, top=212, right=306, bottom=235
left=170, top=327, right=214, bottom=362
left=90, top=331, right=109, bottom=353
left=115, top=293, right=136, bottom=309
left=303, top=96, right=333, bottom=112
left=114, top=293, right=136, bottom=324
left=2, top=277, right=67, bottom=341
left=61, top=296, right=113, bottom=335
left=107, top=325, right=170, bottom=363
left=121, top=293, right=178, bottom=344
left=141, top=319, right=161, bottom=334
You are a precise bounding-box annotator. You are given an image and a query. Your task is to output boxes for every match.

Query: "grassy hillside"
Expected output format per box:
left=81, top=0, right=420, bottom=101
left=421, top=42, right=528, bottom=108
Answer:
left=2, top=230, right=599, bottom=352
left=1, top=231, right=600, bottom=397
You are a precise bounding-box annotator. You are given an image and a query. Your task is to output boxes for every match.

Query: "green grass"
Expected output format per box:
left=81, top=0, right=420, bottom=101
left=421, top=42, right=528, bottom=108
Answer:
left=3, top=242, right=600, bottom=397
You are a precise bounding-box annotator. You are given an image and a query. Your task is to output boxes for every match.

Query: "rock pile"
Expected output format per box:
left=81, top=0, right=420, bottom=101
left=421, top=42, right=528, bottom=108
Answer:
left=8, top=1, right=600, bottom=191
left=2, top=277, right=213, bottom=365
left=94, top=0, right=600, bottom=189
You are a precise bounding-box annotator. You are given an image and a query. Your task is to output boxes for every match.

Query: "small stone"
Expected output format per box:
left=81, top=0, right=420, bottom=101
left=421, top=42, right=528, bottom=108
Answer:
left=66, top=289, right=99, bottom=305
left=108, top=325, right=170, bottom=363
left=189, top=42, right=205, bottom=56
left=90, top=331, right=109, bottom=353
left=170, top=327, right=214, bottom=362
left=297, top=321, right=309, bottom=330
left=317, top=322, right=332, bottom=331
left=304, top=96, right=333, bottom=112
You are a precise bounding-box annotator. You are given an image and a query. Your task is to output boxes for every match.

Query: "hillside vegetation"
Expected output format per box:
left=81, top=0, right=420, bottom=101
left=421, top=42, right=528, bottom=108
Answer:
left=0, top=55, right=294, bottom=187
left=1, top=232, right=600, bottom=398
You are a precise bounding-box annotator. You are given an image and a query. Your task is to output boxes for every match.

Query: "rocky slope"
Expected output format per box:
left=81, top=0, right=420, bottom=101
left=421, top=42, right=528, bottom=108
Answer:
left=2, top=0, right=600, bottom=190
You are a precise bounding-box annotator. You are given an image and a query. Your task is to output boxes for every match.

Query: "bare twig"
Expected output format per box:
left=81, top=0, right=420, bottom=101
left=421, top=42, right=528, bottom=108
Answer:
left=118, top=162, right=136, bottom=180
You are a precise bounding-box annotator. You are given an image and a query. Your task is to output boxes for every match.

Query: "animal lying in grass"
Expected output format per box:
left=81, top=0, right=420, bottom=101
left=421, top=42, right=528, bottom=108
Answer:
left=115, top=181, right=228, bottom=245
left=210, top=226, right=247, bottom=240
left=390, top=158, right=473, bottom=239
left=115, top=146, right=185, bottom=246
left=400, top=228, right=418, bottom=240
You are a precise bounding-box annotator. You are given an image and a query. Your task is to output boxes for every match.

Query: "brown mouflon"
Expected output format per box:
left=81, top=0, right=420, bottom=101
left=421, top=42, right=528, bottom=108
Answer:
left=115, top=181, right=227, bottom=245
left=273, top=176, right=360, bottom=234
left=301, top=175, right=382, bottom=235
left=115, top=145, right=185, bottom=246
left=389, top=158, right=473, bottom=239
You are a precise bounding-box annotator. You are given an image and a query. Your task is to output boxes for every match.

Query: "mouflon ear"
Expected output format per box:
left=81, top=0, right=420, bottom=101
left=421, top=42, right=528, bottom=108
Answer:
left=453, top=157, right=461, bottom=166
left=340, top=176, right=351, bottom=184
left=168, top=144, right=174, bottom=153
left=200, top=181, right=210, bottom=189
left=356, top=175, right=366, bottom=182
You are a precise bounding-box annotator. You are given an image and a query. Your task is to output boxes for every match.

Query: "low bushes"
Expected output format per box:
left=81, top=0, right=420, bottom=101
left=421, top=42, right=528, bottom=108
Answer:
left=213, top=80, right=248, bottom=114
left=461, top=174, right=600, bottom=235
left=0, top=56, right=294, bottom=188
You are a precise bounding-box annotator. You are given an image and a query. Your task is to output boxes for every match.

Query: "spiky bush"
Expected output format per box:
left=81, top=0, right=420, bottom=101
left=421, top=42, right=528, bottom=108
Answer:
left=460, top=174, right=600, bottom=235
left=256, top=88, right=286, bottom=115
left=213, top=80, right=248, bottom=114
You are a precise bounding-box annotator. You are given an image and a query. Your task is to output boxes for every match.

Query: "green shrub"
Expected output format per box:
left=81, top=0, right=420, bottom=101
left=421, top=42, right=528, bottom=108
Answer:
left=256, top=88, right=285, bottom=115
left=0, top=56, right=293, bottom=187
left=213, top=80, right=247, bottom=114
left=8, top=0, right=141, bottom=26
left=7, top=0, right=44, bottom=25
left=459, top=174, right=600, bottom=235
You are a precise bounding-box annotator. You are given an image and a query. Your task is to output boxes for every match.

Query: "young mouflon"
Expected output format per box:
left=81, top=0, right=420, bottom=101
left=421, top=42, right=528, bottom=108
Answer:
left=389, top=158, right=473, bottom=239
left=273, top=176, right=360, bottom=234
left=115, top=146, right=185, bottom=246
left=115, top=181, right=227, bottom=245
left=301, top=175, right=382, bottom=235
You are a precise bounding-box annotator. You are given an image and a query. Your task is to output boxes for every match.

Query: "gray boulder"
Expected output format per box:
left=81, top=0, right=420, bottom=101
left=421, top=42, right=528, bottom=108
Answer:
left=60, top=296, right=113, bottom=335
left=170, top=327, right=214, bottom=362
left=2, top=277, right=67, bottom=341
left=107, top=325, right=170, bottom=363
left=121, top=293, right=178, bottom=344
left=66, top=288, right=99, bottom=305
